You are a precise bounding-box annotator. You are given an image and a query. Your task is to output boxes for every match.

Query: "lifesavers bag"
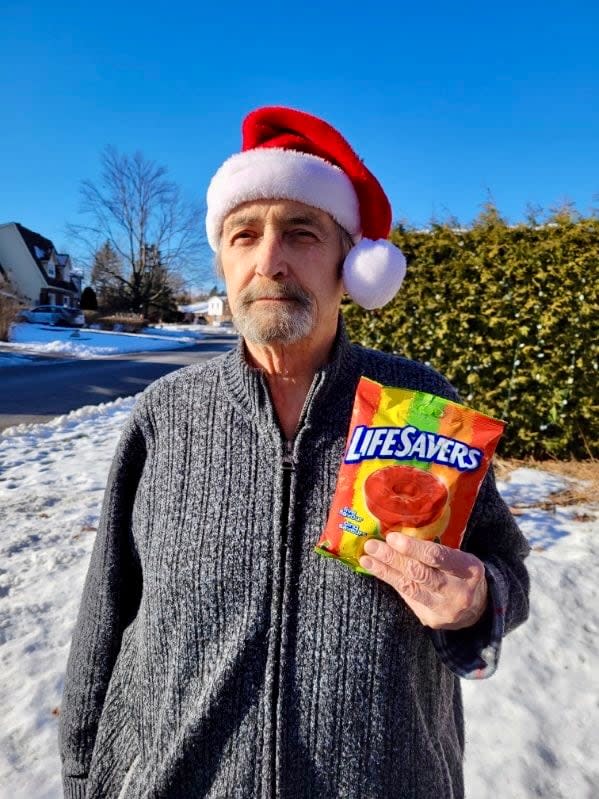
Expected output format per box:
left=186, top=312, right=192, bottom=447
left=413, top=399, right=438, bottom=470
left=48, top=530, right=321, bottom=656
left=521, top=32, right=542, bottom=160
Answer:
left=315, top=378, right=505, bottom=574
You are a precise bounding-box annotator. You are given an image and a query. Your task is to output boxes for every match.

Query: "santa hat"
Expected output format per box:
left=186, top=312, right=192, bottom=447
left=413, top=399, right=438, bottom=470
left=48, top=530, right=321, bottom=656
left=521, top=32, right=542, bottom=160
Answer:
left=205, top=106, right=406, bottom=310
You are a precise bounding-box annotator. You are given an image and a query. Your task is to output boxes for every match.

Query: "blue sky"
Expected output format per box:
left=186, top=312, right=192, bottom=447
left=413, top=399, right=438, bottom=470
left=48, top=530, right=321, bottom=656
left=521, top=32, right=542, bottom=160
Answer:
left=1, top=0, right=597, bottom=287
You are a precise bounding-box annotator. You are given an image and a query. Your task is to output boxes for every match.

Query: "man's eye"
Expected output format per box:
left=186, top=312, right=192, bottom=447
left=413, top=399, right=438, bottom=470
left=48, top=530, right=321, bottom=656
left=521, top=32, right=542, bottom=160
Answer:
left=231, top=231, right=255, bottom=243
left=290, top=229, right=316, bottom=239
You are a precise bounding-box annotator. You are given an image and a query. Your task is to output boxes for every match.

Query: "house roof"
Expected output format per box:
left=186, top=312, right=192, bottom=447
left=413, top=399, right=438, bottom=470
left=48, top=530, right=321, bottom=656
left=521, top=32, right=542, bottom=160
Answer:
left=178, top=301, right=210, bottom=314
left=14, top=223, right=78, bottom=294
left=16, top=223, right=54, bottom=265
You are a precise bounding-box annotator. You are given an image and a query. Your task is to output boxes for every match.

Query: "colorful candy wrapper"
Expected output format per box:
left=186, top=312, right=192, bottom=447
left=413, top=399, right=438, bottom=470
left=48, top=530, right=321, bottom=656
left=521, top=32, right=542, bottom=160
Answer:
left=315, top=377, right=505, bottom=574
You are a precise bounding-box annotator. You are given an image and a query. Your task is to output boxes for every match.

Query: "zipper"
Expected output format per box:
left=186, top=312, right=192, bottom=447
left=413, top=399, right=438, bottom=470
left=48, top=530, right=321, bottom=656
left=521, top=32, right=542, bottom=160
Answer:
left=269, top=374, right=322, bottom=797
left=270, top=439, right=294, bottom=798
left=281, top=438, right=295, bottom=473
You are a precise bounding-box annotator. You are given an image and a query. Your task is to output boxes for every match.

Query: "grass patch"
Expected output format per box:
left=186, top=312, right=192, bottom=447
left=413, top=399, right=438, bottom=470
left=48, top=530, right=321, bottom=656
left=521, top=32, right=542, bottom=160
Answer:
left=495, top=457, right=599, bottom=510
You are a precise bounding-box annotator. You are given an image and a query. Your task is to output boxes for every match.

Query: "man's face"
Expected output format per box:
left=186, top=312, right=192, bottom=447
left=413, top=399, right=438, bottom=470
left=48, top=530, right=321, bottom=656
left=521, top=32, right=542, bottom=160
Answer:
left=219, top=199, right=345, bottom=346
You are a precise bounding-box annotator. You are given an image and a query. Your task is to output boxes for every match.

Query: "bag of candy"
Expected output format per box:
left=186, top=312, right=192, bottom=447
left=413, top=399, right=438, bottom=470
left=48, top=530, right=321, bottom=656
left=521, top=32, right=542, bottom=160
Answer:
left=315, top=377, right=505, bottom=574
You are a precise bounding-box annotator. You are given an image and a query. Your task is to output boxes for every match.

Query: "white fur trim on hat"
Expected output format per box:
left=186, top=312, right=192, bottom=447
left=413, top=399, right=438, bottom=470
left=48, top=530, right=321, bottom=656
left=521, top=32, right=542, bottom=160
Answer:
left=343, top=239, right=407, bottom=310
left=206, top=148, right=361, bottom=250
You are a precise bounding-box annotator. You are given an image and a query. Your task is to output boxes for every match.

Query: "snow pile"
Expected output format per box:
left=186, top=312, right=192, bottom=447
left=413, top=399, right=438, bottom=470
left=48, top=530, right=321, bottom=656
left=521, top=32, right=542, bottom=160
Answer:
left=141, top=323, right=209, bottom=337
left=6, top=338, right=125, bottom=358
left=0, top=400, right=597, bottom=798
left=0, top=397, right=137, bottom=799
left=4, top=322, right=206, bottom=362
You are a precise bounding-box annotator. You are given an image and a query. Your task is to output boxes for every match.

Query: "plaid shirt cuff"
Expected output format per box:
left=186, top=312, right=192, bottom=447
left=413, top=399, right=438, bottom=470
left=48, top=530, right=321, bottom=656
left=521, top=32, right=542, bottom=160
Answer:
left=429, top=560, right=507, bottom=679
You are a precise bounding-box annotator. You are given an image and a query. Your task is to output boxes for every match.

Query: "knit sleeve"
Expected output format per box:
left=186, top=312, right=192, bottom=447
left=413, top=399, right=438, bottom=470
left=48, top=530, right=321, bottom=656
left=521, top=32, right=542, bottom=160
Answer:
left=429, top=464, right=531, bottom=679
left=58, top=403, right=147, bottom=793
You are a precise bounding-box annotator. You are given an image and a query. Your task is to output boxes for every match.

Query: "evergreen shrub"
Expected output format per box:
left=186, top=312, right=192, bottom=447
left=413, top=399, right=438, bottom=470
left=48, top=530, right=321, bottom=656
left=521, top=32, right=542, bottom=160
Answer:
left=343, top=205, right=598, bottom=459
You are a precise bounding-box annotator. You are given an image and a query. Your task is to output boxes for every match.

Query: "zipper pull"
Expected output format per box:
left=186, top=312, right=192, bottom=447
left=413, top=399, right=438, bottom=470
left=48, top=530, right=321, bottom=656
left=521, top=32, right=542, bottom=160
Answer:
left=282, top=439, right=295, bottom=472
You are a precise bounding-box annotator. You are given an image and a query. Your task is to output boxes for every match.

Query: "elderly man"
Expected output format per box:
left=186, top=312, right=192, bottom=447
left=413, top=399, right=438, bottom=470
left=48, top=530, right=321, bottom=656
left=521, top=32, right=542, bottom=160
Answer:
left=60, top=107, right=530, bottom=799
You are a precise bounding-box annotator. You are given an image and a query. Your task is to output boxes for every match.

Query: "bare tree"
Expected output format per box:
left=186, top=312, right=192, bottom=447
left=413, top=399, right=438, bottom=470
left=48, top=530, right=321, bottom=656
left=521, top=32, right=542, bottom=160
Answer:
left=68, top=146, right=206, bottom=315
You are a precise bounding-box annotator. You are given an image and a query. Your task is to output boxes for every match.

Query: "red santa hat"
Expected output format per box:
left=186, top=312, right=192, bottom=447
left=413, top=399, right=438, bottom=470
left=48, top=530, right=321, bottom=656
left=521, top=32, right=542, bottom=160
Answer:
left=205, top=106, right=406, bottom=310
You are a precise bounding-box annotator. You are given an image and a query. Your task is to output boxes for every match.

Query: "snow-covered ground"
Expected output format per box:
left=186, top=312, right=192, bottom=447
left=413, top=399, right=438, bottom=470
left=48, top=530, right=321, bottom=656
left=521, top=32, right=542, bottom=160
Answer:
left=0, top=398, right=597, bottom=799
left=1, top=322, right=211, bottom=364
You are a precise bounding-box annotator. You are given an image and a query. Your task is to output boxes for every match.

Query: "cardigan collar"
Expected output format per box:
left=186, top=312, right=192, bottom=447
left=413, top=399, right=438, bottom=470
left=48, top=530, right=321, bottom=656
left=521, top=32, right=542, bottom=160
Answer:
left=220, top=314, right=360, bottom=439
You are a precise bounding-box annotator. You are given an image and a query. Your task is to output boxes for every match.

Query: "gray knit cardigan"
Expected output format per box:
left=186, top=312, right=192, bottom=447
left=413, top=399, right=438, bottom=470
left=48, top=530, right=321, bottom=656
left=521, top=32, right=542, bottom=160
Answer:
left=59, top=321, right=530, bottom=799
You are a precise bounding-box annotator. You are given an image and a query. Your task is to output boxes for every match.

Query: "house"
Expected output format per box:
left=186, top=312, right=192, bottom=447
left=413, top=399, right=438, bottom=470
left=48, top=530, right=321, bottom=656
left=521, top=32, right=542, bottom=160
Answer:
left=206, top=295, right=231, bottom=323
left=178, top=295, right=232, bottom=325
left=178, top=301, right=209, bottom=324
left=0, top=222, right=82, bottom=307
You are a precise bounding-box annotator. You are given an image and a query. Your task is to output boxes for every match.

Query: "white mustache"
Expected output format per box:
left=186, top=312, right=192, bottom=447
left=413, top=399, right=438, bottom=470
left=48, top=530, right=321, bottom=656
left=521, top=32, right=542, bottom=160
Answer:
left=238, top=282, right=312, bottom=307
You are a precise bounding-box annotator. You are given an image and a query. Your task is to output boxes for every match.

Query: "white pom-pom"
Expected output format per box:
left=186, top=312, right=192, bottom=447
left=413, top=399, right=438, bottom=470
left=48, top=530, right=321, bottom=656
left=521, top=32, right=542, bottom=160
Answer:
left=342, top=239, right=407, bottom=309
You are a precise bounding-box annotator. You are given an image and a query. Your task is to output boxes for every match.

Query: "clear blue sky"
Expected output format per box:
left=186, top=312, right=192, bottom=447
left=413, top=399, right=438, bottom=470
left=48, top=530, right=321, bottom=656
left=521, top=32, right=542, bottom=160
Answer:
left=1, top=0, right=597, bottom=287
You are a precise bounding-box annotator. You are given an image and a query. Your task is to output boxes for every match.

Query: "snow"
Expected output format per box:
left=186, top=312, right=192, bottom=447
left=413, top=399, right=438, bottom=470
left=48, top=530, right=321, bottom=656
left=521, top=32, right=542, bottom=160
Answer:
left=0, top=399, right=597, bottom=798
left=2, top=322, right=208, bottom=363
left=462, top=470, right=599, bottom=798
left=0, top=397, right=137, bottom=799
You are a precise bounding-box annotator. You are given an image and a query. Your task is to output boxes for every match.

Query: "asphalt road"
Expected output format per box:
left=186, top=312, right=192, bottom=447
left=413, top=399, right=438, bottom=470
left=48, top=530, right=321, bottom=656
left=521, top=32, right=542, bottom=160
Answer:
left=0, top=333, right=237, bottom=431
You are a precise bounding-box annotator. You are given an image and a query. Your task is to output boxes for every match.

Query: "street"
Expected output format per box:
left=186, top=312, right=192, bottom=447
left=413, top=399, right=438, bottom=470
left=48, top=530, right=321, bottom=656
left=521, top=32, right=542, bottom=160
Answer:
left=0, top=333, right=237, bottom=430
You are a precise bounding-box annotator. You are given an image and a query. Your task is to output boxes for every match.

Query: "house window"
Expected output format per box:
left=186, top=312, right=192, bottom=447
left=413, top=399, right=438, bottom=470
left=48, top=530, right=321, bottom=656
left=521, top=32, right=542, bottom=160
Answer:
left=46, top=260, right=56, bottom=278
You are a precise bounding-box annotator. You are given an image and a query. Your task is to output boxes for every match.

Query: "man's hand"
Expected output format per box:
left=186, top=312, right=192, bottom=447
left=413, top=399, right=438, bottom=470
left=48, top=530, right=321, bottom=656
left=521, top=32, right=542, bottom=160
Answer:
left=359, top=533, right=488, bottom=631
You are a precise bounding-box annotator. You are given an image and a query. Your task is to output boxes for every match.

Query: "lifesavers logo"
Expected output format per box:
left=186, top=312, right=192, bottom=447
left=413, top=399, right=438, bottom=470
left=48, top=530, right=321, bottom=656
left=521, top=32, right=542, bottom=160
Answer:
left=344, top=425, right=483, bottom=472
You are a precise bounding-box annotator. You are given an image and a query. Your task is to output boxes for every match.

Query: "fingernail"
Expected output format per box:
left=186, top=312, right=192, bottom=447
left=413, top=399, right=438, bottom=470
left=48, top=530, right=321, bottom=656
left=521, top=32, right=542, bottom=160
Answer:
left=386, top=532, right=399, bottom=546
left=360, top=556, right=373, bottom=570
left=364, top=539, right=381, bottom=555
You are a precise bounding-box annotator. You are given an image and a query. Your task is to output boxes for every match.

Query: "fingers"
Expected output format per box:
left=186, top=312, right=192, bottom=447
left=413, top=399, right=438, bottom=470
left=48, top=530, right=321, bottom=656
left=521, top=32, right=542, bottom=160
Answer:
left=360, top=551, right=439, bottom=608
left=361, top=538, right=450, bottom=595
left=359, top=533, right=489, bottom=631
left=385, top=532, right=484, bottom=581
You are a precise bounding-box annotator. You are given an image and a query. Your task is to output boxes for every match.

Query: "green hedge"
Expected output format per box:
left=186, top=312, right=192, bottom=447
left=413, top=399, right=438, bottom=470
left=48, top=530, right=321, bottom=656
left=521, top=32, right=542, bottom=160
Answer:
left=343, top=205, right=598, bottom=459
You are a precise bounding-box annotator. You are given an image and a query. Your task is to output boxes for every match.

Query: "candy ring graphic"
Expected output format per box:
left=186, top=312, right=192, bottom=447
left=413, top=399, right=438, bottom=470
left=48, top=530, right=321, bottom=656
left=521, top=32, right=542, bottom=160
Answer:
left=364, top=465, right=450, bottom=541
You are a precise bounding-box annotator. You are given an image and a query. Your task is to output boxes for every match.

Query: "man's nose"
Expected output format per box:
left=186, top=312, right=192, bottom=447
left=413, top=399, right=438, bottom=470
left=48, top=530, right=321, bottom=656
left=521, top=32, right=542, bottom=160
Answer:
left=254, top=230, right=288, bottom=278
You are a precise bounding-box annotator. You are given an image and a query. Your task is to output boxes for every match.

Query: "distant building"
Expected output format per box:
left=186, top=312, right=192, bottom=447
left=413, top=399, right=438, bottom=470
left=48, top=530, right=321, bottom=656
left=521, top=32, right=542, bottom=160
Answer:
left=0, top=222, right=82, bottom=307
left=206, top=295, right=231, bottom=322
left=178, top=295, right=232, bottom=325
left=178, top=301, right=209, bottom=324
